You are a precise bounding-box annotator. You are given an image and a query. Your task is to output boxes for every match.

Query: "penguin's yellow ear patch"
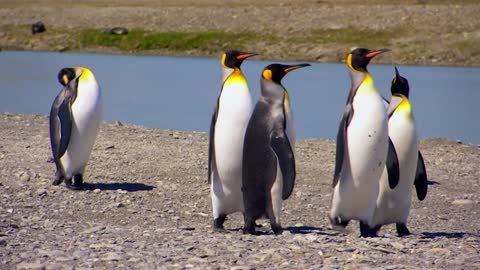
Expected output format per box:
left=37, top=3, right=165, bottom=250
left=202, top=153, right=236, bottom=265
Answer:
left=346, top=53, right=353, bottom=70
left=220, top=53, right=227, bottom=68
left=62, top=74, right=69, bottom=85
left=262, top=69, right=272, bottom=81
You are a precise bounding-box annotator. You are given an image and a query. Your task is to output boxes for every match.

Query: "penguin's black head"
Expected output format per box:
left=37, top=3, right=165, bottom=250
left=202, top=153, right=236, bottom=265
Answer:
left=391, top=66, right=410, bottom=98
left=57, top=68, right=76, bottom=86
left=262, top=63, right=310, bottom=84
left=348, top=48, right=390, bottom=73
left=222, top=50, right=257, bottom=69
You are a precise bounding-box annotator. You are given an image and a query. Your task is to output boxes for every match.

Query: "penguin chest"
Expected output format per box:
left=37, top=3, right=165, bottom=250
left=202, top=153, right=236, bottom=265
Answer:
left=214, top=85, right=253, bottom=183
left=60, top=82, right=102, bottom=177
left=376, top=112, right=418, bottom=222
left=346, top=93, right=388, bottom=186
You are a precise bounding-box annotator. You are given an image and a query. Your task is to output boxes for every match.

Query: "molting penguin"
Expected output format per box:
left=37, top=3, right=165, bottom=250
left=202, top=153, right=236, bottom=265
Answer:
left=242, top=63, right=310, bottom=235
left=370, top=67, right=428, bottom=237
left=329, top=48, right=399, bottom=237
left=208, top=50, right=257, bottom=231
left=50, top=67, right=103, bottom=190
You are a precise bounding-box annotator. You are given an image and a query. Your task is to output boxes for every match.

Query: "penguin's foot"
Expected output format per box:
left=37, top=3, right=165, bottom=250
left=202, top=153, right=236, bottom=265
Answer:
left=65, top=178, right=83, bottom=191
left=73, top=174, right=83, bottom=187
left=359, top=221, right=376, bottom=238
left=52, top=170, right=63, bottom=186
left=213, top=214, right=227, bottom=232
left=271, top=223, right=283, bottom=235
left=396, top=223, right=411, bottom=237
left=329, top=215, right=350, bottom=228
left=243, top=217, right=257, bottom=235
left=370, top=225, right=382, bottom=237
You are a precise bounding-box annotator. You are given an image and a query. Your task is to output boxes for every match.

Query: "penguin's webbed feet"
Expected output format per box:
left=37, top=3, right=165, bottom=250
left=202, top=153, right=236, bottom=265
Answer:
left=52, top=170, right=63, bottom=186
left=65, top=174, right=87, bottom=191
left=329, top=215, right=350, bottom=228
left=396, top=223, right=411, bottom=237
left=359, top=221, right=377, bottom=238
left=271, top=223, right=283, bottom=235
left=213, top=214, right=228, bottom=233
left=242, top=217, right=258, bottom=235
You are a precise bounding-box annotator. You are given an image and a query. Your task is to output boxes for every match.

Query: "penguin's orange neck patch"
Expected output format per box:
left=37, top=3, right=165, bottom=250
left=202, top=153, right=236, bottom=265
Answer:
left=225, top=68, right=248, bottom=87
left=394, top=94, right=413, bottom=119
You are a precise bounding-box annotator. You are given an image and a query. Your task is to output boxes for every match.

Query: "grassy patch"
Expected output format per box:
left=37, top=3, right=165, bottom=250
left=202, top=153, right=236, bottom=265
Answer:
left=452, top=40, right=480, bottom=57
left=291, top=28, right=401, bottom=48
left=78, top=29, right=260, bottom=53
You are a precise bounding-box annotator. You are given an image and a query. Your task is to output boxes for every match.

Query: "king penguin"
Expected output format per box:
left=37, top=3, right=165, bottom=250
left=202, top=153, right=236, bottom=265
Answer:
left=329, top=48, right=400, bottom=237
left=208, top=50, right=257, bottom=231
left=242, top=63, right=310, bottom=235
left=370, top=67, right=428, bottom=237
left=50, top=67, right=103, bottom=190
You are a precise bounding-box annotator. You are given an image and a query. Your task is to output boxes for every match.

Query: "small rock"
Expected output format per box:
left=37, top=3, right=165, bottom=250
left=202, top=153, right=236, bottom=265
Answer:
left=36, top=189, right=47, bottom=196
left=82, top=225, right=106, bottom=234
left=105, top=145, right=115, bottom=150
left=93, top=188, right=101, bottom=193
left=115, top=121, right=124, bottom=126
left=16, top=262, right=45, bottom=270
left=101, top=252, right=122, bottom=261
left=452, top=199, right=475, bottom=206
left=429, top=247, right=451, bottom=255
left=18, top=170, right=31, bottom=181
left=7, top=208, right=14, bottom=214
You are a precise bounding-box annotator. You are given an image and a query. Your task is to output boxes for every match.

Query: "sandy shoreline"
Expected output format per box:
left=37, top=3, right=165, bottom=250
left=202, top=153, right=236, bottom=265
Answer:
left=0, top=112, right=479, bottom=269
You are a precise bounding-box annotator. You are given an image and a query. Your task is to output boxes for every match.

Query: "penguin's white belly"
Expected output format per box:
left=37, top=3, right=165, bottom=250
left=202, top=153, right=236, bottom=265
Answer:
left=269, top=158, right=283, bottom=224
left=211, top=86, right=252, bottom=215
left=372, top=113, right=418, bottom=226
left=60, top=84, right=102, bottom=179
left=331, top=94, right=388, bottom=223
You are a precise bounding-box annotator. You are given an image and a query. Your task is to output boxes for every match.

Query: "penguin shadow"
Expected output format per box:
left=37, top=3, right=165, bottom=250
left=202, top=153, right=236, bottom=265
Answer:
left=421, top=232, right=466, bottom=239
left=284, top=225, right=338, bottom=236
left=85, top=182, right=156, bottom=192
left=427, top=179, right=440, bottom=185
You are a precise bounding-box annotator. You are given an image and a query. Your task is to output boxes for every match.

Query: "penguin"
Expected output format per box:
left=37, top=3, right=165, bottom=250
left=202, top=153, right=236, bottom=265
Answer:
left=242, top=63, right=310, bottom=235
left=208, top=50, right=257, bottom=231
left=329, top=48, right=400, bottom=237
left=370, top=67, right=428, bottom=237
left=50, top=67, right=103, bottom=190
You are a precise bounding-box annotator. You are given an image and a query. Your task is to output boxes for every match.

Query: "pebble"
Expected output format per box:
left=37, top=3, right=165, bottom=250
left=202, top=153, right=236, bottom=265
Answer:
left=452, top=199, right=475, bottom=206
left=100, top=252, right=123, bottom=261
left=16, top=262, right=45, bottom=270
left=36, top=189, right=47, bottom=196
left=429, top=247, right=451, bottom=255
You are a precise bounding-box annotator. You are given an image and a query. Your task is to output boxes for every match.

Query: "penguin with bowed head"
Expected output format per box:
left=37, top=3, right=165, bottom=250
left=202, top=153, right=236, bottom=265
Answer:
left=50, top=67, right=102, bottom=190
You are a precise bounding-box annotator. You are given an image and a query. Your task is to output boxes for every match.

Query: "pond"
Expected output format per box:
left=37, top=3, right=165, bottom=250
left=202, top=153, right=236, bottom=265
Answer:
left=0, top=51, right=478, bottom=144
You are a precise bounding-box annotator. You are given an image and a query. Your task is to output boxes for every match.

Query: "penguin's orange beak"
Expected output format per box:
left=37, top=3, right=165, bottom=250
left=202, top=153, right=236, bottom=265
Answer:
left=236, top=52, right=258, bottom=60
left=366, top=48, right=391, bottom=59
left=284, top=63, right=311, bottom=73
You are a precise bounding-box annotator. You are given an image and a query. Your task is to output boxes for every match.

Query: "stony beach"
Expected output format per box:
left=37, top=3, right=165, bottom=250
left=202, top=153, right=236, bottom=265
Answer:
left=0, top=112, right=479, bottom=269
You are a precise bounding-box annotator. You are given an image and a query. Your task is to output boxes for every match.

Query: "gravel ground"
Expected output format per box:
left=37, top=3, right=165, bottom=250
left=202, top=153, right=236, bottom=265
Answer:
left=0, top=112, right=479, bottom=269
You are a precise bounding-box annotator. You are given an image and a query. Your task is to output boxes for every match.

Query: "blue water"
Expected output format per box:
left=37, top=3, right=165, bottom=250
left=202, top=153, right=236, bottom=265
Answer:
left=0, top=51, right=479, bottom=144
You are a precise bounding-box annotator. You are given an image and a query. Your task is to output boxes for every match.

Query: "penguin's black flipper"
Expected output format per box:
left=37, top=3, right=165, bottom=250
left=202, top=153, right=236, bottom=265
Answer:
left=386, top=137, right=400, bottom=189
left=332, top=103, right=353, bottom=188
left=49, top=87, right=74, bottom=171
left=414, top=151, right=428, bottom=201
left=270, top=129, right=296, bottom=200
left=207, top=99, right=220, bottom=184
